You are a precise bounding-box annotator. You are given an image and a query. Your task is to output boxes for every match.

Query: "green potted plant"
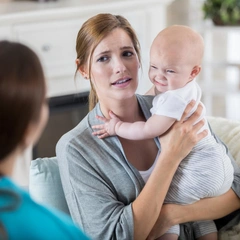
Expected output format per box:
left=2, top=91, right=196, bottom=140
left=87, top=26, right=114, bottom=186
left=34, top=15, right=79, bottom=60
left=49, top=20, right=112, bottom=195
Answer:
left=202, top=0, right=240, bottom=26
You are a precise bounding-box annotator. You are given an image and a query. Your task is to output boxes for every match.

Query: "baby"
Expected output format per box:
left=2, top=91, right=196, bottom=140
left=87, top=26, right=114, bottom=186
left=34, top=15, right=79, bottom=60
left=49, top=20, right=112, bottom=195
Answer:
left=92, top=25, right=234, bottom=240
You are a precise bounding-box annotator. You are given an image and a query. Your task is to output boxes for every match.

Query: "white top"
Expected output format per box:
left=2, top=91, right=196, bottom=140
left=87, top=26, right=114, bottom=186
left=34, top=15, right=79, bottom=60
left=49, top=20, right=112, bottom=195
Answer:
left=150, top=80, right=210, bottom=136
left=139, top=152, right=159, bottom=183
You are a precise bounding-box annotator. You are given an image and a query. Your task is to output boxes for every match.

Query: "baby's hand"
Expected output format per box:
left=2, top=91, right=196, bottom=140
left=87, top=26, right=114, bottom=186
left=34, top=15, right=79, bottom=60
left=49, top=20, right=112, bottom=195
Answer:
left=92, top=111, right=121, bottom=138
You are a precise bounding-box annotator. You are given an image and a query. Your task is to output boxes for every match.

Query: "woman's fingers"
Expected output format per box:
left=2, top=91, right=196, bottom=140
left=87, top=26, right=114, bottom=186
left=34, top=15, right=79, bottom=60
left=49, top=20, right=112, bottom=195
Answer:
left=182, top=102, right=208, bottom=140
left=160, top=101, right=208, bottom=161
left=196, top=129, right=208, bottom=141
left=180, top=100, right=196, bottom=122
left=178, top=101, right=207, bottom=133
left=181, top=101, right=203, bottom=125
left=192, top=117, right=205, bottom=132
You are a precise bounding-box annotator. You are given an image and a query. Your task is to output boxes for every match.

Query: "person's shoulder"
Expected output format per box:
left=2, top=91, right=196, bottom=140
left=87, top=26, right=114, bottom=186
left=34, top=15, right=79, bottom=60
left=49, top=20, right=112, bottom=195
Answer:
left=56, top=104, right=103, bottom=159
left=0, top=177, right=27, bottom=201
left=0, top=176, right=18, bottom=189
left=57, top=103, right=101, bottom=144
left=56, top=111, right=92, bottom=152
left=0, top=179, right=89, bottom=240
left=30, top=201, right=89, bottom=239
left=137, top=94, right=154, bottom=105
left=136, top=94, right=154, bottom=118
left=21, top=189, right=89, bottom=239
left=0, top=177, right=24, bottom=210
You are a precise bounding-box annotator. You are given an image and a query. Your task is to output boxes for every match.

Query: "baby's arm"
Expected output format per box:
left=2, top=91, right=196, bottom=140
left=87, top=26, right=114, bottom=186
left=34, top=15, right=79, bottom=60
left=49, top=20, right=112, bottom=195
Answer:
left=92, top=111, right=176, bottom=140
left=118, top=114, right=176, bottom=140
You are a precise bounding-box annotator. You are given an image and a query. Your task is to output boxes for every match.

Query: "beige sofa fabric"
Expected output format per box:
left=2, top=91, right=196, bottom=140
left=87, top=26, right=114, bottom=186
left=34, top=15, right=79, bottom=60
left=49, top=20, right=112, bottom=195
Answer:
left=207, top=117, right=240, bottom=240
left=208, top=116, right=240, bottom=166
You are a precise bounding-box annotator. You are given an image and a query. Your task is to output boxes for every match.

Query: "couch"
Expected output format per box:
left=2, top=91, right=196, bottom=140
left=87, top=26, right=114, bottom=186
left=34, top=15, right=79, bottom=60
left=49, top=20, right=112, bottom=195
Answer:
left=29, top=116, right=240, bottom=239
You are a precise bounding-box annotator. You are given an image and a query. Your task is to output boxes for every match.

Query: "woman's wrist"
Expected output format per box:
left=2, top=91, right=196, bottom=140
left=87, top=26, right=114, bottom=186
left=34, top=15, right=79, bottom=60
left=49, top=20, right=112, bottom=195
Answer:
left=161, top=204, right=189, bottom=226
left=115, top=120, right=123, bottom=133
left=159, top=149, right=182, bottom=169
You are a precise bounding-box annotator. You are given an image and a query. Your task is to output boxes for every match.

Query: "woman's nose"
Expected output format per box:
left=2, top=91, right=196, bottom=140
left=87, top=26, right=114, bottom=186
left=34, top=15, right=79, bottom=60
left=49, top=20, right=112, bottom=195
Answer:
left=114, top=58, right=127, bottom=74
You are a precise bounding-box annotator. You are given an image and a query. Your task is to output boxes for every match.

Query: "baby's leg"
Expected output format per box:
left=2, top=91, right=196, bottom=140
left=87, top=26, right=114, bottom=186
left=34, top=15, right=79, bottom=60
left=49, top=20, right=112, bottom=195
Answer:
left=197, top=232, right=217, bottom=240
left=156, top=233, right=178, bottom=240
left=193, top=220, right=217, bottom=240
left=156, top=225, right=179, bottom=240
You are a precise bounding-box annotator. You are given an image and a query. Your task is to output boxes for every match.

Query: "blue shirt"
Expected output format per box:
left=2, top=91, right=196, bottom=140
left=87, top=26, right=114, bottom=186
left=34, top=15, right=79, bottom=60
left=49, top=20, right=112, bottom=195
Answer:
left=0, top=177, right=90, bottom=240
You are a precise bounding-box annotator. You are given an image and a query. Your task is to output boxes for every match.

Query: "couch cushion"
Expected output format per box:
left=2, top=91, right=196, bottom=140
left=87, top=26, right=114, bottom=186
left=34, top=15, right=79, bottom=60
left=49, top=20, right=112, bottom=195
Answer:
left=29, top=157, right=70, bottom=215
left=207, top=116, right=240, bottom=166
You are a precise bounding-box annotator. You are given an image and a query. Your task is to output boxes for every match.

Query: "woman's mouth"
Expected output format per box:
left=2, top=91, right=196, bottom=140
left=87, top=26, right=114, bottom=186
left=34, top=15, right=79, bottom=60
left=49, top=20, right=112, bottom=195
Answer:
left=112, top=78, right=131, bottom=86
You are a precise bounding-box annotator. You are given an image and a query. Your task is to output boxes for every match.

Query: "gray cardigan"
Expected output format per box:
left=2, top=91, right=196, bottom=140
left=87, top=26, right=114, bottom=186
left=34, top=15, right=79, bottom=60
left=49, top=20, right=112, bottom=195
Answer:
left=56, top=94, right=240, bottom=240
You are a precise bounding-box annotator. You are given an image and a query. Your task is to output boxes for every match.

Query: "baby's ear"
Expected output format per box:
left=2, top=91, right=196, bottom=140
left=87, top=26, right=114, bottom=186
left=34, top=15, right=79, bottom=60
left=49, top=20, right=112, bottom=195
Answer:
left=190, top=66, right=201, bottom=79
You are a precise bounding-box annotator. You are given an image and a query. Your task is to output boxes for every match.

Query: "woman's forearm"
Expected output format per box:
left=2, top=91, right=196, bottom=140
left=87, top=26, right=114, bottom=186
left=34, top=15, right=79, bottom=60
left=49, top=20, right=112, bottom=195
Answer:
left=172, top=189, right=240, bottom=225
left=134, top=102, right=207, bottom=240
left=132, top=151, right=180, bottom=240
left=147, top=189, right=240, bottom=239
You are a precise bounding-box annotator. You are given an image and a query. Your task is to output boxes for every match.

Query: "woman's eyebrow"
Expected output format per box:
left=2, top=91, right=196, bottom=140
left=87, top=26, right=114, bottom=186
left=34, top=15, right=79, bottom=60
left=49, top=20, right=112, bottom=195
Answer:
left=95, top=50, right=110, bottom=57
left=95, top=46, right=134, bottom=57
left=120, top=46, right=134, bottom=50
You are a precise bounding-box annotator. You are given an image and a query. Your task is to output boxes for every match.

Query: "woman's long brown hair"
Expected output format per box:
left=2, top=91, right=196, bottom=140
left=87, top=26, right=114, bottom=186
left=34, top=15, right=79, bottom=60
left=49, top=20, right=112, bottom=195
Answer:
left=0, top=41, right=46, bottom=160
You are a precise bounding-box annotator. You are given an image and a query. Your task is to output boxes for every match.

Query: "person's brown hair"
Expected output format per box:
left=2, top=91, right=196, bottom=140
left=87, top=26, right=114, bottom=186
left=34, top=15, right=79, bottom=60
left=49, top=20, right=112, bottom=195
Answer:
left=0, top=41, right=46, bottom=160
left=75, top=13, right=141, bottom=111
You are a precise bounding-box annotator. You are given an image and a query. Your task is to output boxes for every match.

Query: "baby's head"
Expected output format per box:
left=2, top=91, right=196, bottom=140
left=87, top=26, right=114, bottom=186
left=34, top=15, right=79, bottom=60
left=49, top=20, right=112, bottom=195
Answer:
left=149, top=25, right=204, bottom=93
left=0, top=41, right=49, bottom=161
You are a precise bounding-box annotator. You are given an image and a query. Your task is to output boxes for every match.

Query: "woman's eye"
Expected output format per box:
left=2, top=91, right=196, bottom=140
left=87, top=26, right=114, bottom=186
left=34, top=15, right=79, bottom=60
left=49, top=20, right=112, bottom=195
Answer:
left=97, top=56, right=109, bottom=62
left=123, top=51, right=133, bottom=57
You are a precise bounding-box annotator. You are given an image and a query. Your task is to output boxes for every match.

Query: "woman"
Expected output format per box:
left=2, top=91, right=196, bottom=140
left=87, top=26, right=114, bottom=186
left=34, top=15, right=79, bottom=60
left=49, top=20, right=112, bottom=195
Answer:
left=56, top=13, right=240, bottom=240
left=0, top=41, right=90, bottom=240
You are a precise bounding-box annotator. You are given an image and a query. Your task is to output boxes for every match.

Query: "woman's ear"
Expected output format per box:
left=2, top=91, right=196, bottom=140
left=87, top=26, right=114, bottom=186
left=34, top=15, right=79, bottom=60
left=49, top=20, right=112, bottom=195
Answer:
left=76, top=59, right=89, bottom=79
left=190, top=66, right=201, bottom=80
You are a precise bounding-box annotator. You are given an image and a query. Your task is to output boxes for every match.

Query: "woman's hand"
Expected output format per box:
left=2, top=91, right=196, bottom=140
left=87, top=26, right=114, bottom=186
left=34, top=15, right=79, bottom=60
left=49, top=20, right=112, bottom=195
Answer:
left=159, top=101, right=208, bottom=161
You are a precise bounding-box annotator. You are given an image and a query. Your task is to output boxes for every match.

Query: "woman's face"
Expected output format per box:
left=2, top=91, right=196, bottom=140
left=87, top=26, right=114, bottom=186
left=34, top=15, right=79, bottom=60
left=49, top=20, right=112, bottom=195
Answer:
left=89, top=28, right=140, bottom=103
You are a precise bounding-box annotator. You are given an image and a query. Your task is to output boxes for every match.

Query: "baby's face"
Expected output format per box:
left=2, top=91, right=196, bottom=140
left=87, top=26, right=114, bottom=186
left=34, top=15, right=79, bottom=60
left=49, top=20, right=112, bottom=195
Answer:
left=149, top=25, right=203, bottom=93
left=149, top=41, right=195, bottom=93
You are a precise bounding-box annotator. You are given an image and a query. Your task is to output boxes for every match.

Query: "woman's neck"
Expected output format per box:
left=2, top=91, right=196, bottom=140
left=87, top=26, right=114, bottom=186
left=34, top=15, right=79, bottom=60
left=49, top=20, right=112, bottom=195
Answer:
left=0, top=149, right=21, bottom=177
left=99, top=95, right=144, bottom=122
